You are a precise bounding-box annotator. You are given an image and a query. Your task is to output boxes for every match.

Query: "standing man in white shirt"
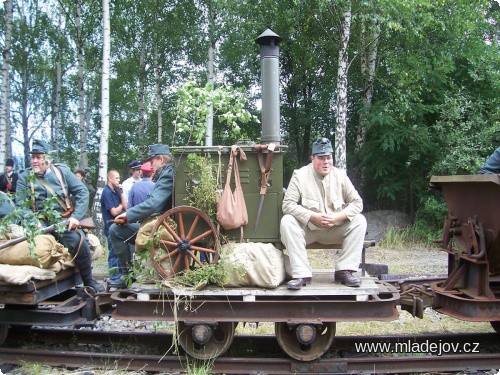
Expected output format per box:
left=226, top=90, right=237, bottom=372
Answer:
left=121, top=160, right=142, bottom=205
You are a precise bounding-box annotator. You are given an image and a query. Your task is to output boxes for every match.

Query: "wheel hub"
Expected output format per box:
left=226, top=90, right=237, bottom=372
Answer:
left=177, top=239, right=191, bottom=254
left=296, top=324, right=317, bottom=345
left=191, top=324, right=212, bottom=345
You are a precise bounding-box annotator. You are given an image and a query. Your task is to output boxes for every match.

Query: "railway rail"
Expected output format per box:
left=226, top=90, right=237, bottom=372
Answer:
left=1, top=330, right=499, bottom=374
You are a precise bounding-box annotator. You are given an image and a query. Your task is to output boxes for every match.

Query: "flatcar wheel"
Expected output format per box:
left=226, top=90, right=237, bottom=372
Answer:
left=491, top=321, right=500, bottom=334
left=150, top=206, right=220, bottom=279
left=275, top=322, right=336, bottom=361
left=177, top=321, right=236, bottom=360
left=0, top=324, right=8, bottom=345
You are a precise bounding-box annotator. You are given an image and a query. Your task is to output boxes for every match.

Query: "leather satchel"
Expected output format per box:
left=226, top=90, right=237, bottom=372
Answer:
left=217, top=145, right=248, bottom=230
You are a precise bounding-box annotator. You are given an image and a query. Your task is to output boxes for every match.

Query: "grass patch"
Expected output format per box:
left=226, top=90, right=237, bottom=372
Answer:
left=336, top=307, right=495, bottom=336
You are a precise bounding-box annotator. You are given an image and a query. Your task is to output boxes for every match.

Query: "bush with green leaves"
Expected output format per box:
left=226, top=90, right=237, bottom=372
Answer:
left=172, top=78, right=259, bottom=146
left=184, top=153, right=220, bottom=220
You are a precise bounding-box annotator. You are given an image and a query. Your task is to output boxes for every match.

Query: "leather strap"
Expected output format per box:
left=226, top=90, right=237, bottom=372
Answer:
left=30, top=164, right=73, bottom=212
left=255, top=143, right=277, bottom=195
left=51, top=165, right=72, bottom=210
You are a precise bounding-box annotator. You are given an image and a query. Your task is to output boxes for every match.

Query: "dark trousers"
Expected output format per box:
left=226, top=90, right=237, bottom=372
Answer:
left=53, top=228, right=93, bottom=285
left=109, top=222, right=140, bottom=275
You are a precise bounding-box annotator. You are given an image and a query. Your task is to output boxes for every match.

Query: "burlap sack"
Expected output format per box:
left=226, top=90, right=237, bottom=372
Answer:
left=50, top=233, right=104, bottom=272
left=0, top=234, right=70, bottom=269
left=135, top=215, right=176, bottom=252
left=221, top=242, right=285, bottom=289
left=0, top=264, right=56, bottom=284
left=87, top=233, right=104, bottom=260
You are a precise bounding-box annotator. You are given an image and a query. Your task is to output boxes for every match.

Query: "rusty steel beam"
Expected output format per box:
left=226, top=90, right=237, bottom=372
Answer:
left=112, top=291, right=399, bottom=323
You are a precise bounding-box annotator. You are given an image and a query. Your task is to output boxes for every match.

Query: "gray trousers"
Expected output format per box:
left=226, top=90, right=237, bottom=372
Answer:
left=109, top=222, right=140, bottom=274
left=280, top=213, right=367, bottom=279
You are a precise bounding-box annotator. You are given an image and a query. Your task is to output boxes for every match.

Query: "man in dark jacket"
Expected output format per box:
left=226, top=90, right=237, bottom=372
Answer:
left=16, top=139, right=103, bottom=293
left=0, top=158, right=18, bottom=194
left=109, top=144, right=173, bottom=284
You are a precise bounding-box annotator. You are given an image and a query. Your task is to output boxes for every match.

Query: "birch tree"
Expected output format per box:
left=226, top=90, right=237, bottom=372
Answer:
left=75, top=0, right=88, bottom=170
left=334, top=0, right=351, bottom=170
left=0, top=0, right=13, bottom=168
left=98, top=0, right=110, bottom=190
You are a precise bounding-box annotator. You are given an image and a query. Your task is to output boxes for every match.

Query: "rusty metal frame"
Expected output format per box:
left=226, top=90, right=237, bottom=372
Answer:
left=111, top=282, right=399, bottom=324
left=430, top=175, right=500, bottom=322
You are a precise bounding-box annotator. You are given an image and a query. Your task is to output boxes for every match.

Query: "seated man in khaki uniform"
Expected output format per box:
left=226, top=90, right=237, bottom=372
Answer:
left=280, top=137, right=367, bottom=290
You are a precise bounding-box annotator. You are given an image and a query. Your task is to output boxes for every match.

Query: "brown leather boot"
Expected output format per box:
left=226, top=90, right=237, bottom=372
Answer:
left=334, top=270, right=361, bottom=287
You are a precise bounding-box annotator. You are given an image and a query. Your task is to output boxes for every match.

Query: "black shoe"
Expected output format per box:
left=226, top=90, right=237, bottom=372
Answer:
left=107, top=278, right=127, bottom=289
left=287, top=277, right=312, bottom=290
left=334, top=270, right=361, bottom=287
left=85, top=279, right=105, bottom=293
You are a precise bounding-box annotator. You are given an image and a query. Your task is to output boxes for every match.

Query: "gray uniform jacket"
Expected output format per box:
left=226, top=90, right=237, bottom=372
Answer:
left=283, top=164, right=363, bottom=230
left=126, top=163, right=173, bottom=223
left=16, top=163, right=89, bottom=221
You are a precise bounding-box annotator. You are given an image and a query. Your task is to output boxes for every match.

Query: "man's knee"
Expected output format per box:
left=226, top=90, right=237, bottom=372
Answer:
left=109, top=223, right=119, bottom=240
left=280, top=214, right=299, bottom=231
left=351, top=213, right=367, bottom=232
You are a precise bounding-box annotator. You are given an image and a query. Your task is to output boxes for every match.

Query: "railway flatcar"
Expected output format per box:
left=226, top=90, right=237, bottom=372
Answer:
left=109, top=29, right=400, bottom=362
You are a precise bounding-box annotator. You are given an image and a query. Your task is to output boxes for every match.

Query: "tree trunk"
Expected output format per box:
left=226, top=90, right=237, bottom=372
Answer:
left=154, top=46, right=163, bottom=143
left=205, top=42, right=215, bottom=146
left=334, top=0, right=352, bottom=171
left=0, top=0, right=13, bottom=167
left=98, top=0, right=110, bottom=188
left=80, top=93, right=92, bottom=170
left=22, top=70, right=30, bottom=167
left=52, top=59, right=62, bottom=161
left=356, top=18, right=379, bottom=195
left=76, top=0, right=87, bottom=169
left=357, top=21, right=379, bottom=153
left=138, top=41, right=146, bottom=159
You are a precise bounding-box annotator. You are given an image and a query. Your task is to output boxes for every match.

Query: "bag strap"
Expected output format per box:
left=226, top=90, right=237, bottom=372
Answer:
left=224, top=147, right=235, bottom=188
left=34, top=177, right=69, bottom=211
left=30, top=165, right=72, bottom=212
left=51, top=165, right=73, bottom=210
left=231, top=146, right=241, bottom=189
left=227, top=145, right=247, bottom=189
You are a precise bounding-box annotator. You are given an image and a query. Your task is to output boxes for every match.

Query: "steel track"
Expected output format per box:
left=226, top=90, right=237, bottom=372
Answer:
left=1, top=329, right=499, bottom=374
left=1, top=347, right=499, bottom=374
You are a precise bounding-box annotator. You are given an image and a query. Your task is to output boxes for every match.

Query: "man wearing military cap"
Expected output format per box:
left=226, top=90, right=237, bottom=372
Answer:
left=280, top=137, right=367, bottom=289
left=109, top=144, right=174, bottom=286
left=0, top=158, right=18, bottom=194
left=121, top=160, right=142, bottom=205
left=15, top=139, right=103, bottom=293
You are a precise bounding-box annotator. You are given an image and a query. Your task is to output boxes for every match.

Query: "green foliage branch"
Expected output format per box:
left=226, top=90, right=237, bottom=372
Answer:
left=184, top=153, right=220, bottom=220
left=0, top=174, right=66, bottom=263
left=172, top=78, right=259, bottom=145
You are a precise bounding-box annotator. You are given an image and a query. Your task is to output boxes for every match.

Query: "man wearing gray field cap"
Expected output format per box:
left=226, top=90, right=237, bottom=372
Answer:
left=280, top=137, right=367, bottom=290
left=109, top=144, right=174, bottom=287
left=16, top=139, right=103, bottom=293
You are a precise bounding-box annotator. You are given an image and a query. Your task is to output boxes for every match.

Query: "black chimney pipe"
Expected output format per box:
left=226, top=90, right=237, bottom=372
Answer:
left=255, top=29, right=282, bottom=144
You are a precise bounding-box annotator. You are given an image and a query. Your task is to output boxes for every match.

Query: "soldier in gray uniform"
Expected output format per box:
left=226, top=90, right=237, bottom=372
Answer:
left=280, top=137, right=367, bottom=290
left=109, top=144, right=173, bottom=284
left=16, top=139, right=103, bottom=293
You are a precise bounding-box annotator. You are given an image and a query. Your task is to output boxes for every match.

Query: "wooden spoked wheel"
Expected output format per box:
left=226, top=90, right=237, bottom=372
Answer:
left=275, top=321, right=336, bottom=361
left=150, top=205, right=220, bottom=279
left=177, top=321, right=236, bottom=360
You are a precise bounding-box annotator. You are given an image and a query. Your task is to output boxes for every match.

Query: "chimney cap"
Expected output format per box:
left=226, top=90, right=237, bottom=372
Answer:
left=255, top=28, right=282, bottom=46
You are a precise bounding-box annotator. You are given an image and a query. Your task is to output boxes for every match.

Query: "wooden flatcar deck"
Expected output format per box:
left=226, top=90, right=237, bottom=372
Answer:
left=0, top=268, right=81, bottom=305
left=166, top=270, right=378, bottom=301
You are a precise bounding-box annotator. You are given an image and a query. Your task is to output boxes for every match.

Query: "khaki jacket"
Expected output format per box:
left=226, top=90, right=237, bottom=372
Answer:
left=282, top=164, right=363, bottom=230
